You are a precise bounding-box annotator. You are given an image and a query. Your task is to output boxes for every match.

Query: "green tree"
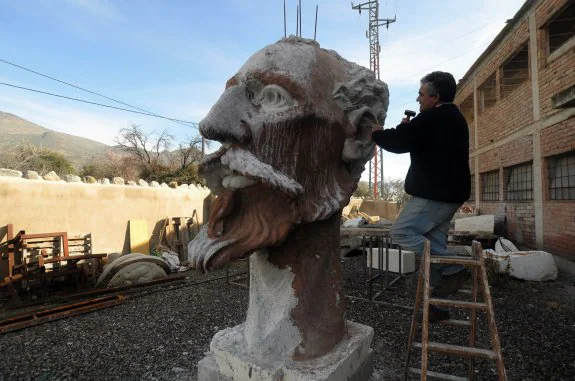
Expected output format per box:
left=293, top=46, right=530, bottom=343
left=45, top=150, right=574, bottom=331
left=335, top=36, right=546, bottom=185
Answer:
left=353, top=181, right=370, bottom=197
left=0, top=142, right=75, bottom=176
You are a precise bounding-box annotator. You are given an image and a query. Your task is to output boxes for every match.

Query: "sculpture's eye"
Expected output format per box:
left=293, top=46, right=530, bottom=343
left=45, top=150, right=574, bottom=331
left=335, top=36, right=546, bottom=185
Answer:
left=259, top=85, right=294, bottom=111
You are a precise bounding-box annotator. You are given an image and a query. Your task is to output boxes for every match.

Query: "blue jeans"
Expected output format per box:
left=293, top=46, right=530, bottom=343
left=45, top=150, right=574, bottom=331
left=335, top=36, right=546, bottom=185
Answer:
left=391, top=196, right=463, bottom=288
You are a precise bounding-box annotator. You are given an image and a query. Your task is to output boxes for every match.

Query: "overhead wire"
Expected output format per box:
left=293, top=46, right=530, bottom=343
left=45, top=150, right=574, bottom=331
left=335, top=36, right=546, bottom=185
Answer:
left=0, top=81, right=198, bottom=126
left=0, top=57, right=198, bottom=129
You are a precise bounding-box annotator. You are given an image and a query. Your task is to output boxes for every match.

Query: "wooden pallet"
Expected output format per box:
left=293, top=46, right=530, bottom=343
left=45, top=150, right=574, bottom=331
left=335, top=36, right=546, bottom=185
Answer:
left=160, top=211, right=201, bottom=261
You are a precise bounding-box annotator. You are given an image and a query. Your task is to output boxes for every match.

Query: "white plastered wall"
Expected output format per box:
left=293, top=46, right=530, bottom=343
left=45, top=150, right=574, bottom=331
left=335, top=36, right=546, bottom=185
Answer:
left=0, top=177, right=211, bottom=278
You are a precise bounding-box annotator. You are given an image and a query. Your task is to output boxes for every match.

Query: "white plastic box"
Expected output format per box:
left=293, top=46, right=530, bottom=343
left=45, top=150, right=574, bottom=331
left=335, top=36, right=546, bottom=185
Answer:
left=367, top=248, right=416, bottom=274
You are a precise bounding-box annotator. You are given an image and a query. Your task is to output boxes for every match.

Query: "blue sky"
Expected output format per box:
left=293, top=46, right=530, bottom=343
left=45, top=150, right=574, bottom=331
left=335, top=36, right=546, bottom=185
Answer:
left=0, top=0, right=525, bottom=180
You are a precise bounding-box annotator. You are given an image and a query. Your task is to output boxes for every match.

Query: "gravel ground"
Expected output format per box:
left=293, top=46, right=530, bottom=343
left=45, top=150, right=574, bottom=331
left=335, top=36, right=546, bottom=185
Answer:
left=1, top=254, right=574, bottom=381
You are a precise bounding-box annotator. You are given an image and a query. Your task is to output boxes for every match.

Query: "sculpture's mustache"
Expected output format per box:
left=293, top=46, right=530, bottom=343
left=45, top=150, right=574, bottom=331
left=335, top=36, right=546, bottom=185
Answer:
left=200, top=146, right=304, bottom=197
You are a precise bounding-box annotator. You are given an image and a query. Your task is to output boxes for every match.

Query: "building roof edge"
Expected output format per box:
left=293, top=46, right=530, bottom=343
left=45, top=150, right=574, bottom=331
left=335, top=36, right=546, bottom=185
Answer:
left=457, top=0, right=535, bottom=90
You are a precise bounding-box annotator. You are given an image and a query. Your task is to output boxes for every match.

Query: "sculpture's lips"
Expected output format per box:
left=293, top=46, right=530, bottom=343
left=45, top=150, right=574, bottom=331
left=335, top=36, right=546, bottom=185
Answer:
left=200, top=146, right=304, bottom=197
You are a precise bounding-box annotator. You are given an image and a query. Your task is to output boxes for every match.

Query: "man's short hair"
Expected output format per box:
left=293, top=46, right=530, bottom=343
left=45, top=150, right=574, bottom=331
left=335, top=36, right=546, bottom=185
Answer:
left=421, top=71, right=456, bottom=102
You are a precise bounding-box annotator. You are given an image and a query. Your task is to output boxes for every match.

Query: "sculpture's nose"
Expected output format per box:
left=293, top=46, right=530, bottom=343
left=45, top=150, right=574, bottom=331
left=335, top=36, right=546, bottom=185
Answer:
left=199, top=86, right=253, bottom=145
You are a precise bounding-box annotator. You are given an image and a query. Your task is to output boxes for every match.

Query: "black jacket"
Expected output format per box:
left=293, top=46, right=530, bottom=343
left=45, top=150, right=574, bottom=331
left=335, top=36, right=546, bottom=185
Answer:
left=372, top=103, right=471, bottom=203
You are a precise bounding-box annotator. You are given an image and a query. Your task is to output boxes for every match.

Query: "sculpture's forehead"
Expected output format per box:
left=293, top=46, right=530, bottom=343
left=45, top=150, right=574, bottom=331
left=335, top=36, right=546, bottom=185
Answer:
left=237, top=43, right=318, bottom=86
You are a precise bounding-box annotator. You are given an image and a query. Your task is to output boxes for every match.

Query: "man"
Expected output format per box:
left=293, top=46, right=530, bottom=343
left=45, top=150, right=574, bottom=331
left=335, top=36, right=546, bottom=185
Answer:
left=371, top=71, right=471, bottom=322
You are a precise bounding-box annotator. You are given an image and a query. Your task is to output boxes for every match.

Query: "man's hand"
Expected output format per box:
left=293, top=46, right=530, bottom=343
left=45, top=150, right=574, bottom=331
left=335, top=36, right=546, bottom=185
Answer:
left=401, top=117, right=411, bottom=124
left=372, top=124, right=383, bottom=133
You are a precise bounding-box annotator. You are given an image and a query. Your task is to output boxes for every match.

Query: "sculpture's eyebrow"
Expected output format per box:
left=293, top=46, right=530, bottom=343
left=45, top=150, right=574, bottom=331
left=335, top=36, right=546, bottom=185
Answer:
left=225, top=76, right=239, bottom=89
left=226, top=71, right=304, bottom=100
left=254, top=72, right=304, bottom=100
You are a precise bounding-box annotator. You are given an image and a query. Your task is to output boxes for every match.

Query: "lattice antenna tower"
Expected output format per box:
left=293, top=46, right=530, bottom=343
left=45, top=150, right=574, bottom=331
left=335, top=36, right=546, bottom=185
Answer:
left=351, top=1, right=395, bottom=199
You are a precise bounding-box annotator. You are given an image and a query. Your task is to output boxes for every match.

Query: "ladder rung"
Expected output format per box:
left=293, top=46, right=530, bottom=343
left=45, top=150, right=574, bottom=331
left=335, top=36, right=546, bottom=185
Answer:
left=413, top=342, right=498, bottom=360
left=437, top=319, right=472, bottom=327
left=408, top=367, right=469, bottom=381
left=429, top=298, right=488, bottom=310
left=430, top=256, right=481, bottom=266
left=456, top=289, right=472, bottom=295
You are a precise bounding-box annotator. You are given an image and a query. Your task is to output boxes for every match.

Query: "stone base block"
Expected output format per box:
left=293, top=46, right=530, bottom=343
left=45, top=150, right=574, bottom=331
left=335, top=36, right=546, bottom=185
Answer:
left=197, top=321, right=374, bottom=381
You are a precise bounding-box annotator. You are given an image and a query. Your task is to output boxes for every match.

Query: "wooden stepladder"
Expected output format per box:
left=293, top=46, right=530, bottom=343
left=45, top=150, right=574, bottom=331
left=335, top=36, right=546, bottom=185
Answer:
left=404, top=240, right=507, bottom=380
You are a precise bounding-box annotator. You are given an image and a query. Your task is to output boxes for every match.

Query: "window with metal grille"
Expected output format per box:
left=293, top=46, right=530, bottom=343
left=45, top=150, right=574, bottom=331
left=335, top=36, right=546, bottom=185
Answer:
left=459, top=95, right=474, bottom=125
left=469, top=175, right=475, bottom=201
left=548, top=151, right=575, bottom=200
left=481, top=170, right=499, bottom=201
left=479, top=74, right=497, bottom=113
left=501, top=44, right=529, bottom=97
left=505, top=163, right=533, bottom=201
left=548, top=2, right=575, bottom=54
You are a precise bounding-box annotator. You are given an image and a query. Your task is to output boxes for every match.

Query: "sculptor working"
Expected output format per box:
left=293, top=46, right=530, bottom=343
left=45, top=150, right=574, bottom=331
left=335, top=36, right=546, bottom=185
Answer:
left=371, top=71, right=471, bottom=322
left=188, top=36, right=388, bottom=362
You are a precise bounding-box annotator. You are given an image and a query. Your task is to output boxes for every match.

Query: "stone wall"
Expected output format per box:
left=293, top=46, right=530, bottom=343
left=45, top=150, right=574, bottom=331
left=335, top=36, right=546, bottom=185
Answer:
left=0, top=173, right=212, bottom=278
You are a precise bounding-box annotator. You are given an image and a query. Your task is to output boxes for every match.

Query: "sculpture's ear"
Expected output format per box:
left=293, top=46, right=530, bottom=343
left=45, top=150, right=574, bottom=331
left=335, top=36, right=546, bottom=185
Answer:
left=342, top=106, right=377, bottom=164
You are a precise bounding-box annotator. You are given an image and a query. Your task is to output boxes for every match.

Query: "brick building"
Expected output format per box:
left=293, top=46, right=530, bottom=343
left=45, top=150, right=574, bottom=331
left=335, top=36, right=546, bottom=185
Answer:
left=454, top=0, right=574, bottom=264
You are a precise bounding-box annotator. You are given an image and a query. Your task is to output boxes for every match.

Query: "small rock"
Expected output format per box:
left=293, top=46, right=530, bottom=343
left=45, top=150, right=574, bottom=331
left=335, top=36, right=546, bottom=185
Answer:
left=43, top=171, right=60, bottom=181
left=150, top=181, right=160, bottom=187
left=180, top=183, right=189, bottom=189
left=83, top=176, right=97, bottom=184
left=100, top=178, right=111, bottom=185
left=168, top=181, right=178, bottom=189
left=0, top=168, right=22, bottom=177
left=138, top=179, right=149, bottom=187
left=160, top=182, right=169, bottom=188
left=25, top=170, right=42, bottom=180
left=65, top=174, right=82, bottom=183
left=113, top=177, right=125, bottom=185
left=127, top=180, right=137, bottom=186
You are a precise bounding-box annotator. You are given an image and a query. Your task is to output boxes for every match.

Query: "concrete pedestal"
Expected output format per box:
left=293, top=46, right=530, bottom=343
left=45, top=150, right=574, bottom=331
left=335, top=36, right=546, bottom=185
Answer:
left=197, top=321, right=374, bottom=381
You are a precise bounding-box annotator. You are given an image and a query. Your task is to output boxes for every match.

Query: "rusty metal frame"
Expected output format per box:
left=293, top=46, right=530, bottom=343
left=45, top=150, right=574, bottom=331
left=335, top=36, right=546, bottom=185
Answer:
left=341, top=227, right=406, bottom=301
left=0, top=294, right=125, bottom=334
left=225, top=259, right=250, bottom=289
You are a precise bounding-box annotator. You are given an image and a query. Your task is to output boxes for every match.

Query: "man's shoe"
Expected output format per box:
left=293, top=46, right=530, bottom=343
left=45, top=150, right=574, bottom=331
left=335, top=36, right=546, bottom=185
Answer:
left=428, top=305, right=450, bottom=323
left=432, top=269, right=471, bottom=297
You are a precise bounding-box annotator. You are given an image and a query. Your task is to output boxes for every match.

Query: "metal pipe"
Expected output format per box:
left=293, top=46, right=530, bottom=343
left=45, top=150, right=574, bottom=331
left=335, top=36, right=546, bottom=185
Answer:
left=314, top=5, right=318, bottom=41
left=296, top=4, right=299, bottom=36
left=299, top=0, right=302, bottom=37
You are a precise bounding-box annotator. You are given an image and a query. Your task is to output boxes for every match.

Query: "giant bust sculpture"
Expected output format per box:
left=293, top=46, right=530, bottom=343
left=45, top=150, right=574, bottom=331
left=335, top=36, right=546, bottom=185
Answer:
left=189, top=37, right=388, bottom=365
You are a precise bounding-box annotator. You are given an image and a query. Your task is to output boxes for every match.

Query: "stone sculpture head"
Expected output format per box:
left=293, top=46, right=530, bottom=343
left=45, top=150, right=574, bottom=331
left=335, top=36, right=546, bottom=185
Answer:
left=189, top=36, right=389, bottom=272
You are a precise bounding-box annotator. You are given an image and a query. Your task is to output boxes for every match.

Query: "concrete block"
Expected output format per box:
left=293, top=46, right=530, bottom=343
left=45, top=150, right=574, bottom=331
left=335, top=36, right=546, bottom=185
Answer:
left=198, top=321, right=374, bottom=381
left=367, top=248, right=415, bottom=274
left=454, top=215, right=494, bottom=233
left=485, top=250, right=558, bottom=281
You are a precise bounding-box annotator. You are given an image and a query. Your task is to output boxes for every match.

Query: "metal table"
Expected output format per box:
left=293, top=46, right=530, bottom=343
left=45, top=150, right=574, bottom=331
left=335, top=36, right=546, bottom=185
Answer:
left=340, top=227, right=405, bottom=301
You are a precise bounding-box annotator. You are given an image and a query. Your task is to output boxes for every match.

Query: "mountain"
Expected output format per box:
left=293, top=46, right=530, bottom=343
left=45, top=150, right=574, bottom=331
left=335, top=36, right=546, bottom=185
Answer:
left=0, top=111, right=112, bottom=168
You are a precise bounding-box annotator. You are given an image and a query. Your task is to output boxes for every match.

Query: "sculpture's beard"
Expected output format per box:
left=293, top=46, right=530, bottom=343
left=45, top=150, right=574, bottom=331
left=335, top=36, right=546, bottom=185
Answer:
left=189, top=183, right=300, bottom=272
left=188, top=116, right=355, bottom=272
